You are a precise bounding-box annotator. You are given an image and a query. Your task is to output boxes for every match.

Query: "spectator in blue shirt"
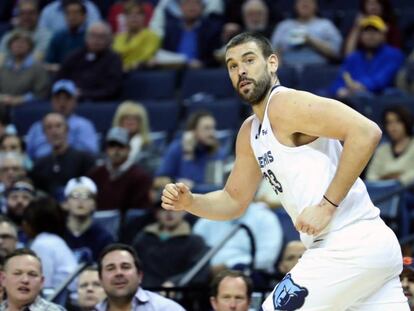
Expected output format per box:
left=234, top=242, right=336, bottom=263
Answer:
left=154, top=110, right=227, bottom=193
left=46, top=0, right=88, bottom=70
left=330, top=15, right=404, bottom=98
left=39, top=0, right=101, bottom=34
left=26, top=79, right=99, bottom=160
left=160, top=0, right=223, bottom=68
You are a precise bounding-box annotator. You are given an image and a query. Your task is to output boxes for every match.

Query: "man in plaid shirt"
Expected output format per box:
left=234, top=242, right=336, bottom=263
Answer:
left=0, top=248, right=65, bottom=311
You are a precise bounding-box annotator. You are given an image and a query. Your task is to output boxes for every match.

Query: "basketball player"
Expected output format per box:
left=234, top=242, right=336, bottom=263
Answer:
left=161, top=32, right=408, bottom=310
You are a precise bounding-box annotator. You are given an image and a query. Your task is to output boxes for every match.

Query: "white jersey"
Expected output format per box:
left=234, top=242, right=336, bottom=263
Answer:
left=250, top=85, right=380, bottom=248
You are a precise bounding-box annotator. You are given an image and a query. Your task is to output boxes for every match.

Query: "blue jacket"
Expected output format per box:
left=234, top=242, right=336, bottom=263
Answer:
left=156, top=138, right=227, bottom=192
left=330, top=44, right=404, bottom=95
left=162, top=14, right=223, bottom=67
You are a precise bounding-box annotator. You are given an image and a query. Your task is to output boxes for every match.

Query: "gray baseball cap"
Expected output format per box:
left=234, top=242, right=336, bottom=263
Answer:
left=106, top=127, right=129, bottom=146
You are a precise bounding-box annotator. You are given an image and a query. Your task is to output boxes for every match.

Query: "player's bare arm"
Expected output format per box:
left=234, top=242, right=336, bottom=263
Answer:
left=269, top=89, right=382, bottom=235
left=161, top=117, right=263, bottom=221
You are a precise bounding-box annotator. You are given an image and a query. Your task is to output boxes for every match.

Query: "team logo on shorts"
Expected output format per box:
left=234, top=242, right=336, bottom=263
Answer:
left=272, top=273, right=308, bottom=310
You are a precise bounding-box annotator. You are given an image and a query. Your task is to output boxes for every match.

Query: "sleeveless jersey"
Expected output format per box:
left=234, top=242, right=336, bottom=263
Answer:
left=250, top=85, right=380, bottom=247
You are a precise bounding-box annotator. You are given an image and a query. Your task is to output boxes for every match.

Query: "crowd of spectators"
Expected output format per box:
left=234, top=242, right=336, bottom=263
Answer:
left=0, top=0, right=413, bottom=310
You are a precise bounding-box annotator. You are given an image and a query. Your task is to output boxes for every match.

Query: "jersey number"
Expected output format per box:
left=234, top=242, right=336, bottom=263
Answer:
left=263, top=169, right=283, bottom=195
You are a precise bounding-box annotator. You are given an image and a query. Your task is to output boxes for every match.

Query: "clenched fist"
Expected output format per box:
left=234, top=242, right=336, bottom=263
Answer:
left=295, top=200, right=336, bottom=236
left=161, top=183, right=194, bottom=212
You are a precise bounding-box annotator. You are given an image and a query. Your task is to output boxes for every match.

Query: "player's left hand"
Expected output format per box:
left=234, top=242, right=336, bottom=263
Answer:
left=295, top=201, right=336, bottom=236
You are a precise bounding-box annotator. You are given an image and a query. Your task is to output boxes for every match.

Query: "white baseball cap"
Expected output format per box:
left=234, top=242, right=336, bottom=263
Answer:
left=64, top=176, right=97, bottom=197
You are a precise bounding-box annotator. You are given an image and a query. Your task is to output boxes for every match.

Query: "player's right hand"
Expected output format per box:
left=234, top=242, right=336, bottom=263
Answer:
left=161, top=182, right=193, bottom=212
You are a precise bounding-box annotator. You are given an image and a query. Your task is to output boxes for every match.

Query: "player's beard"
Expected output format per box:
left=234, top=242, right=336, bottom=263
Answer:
left=237, top=70, right=272, bottom=106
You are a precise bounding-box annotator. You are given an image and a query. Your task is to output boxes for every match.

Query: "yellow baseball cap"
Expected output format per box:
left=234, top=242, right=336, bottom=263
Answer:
left=360, top=15, right=388, bottom=32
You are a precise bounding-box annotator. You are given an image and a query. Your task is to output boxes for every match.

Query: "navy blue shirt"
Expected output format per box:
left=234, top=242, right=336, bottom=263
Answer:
left=156, top=139, right=227, bottom=192
left=46, top=27, right=86, bottom=64
left=63, top=222, right=114, bottom=263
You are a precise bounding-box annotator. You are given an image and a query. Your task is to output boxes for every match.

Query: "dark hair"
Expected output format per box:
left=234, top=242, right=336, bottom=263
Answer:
left=292, top=0, right=320, bottom=19
left=7, top=30, right=34, bottom=51
left=63, top=0, right=87, bottom=15
left=185, top=110, right=214, bottom=131
left=382, top=105, right=413, bottom=137
left=359, top=0, right=395, bottom=23
left=98, top=243, right=142, bottom=276
left=22, top=197, right=65, bottom=236
left=124, top=1, right=145, bottom=15
left=17, top=0, right=38, bottom=13
left=225, top=31, right=274, bottom=60
left=4, top=248, right=41, bottom=270
left=210, top=269, right=253, bottom=299
left=0, top=134, right=26, bottom=152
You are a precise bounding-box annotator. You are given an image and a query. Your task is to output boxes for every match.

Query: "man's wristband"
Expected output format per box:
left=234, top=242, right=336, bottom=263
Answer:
left=323, top=195, right=339, bottom=208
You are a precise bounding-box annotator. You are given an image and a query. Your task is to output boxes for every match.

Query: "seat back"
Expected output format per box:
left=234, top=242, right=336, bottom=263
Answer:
left=93, top=210, right=121, bottom=240
left=181, top=68, right=235, bottom=99
left=122, top=70, right=177, bottom=100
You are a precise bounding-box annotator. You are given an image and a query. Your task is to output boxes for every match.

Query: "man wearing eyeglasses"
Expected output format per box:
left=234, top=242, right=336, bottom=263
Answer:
left=63, top=176, right=114, bottom=263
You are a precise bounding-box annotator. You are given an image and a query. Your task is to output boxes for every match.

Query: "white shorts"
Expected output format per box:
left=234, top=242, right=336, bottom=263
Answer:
left=262, top=217, right=409, bottom=311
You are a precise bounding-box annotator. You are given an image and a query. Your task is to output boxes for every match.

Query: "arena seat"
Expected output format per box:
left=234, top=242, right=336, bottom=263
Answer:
left=274, top=208, right=299, bottom=244
left=93, top=209, right=121, bottom=240
left=278, top=65, right=297, bottom=89
left=365, top=180, right=409, bottom=238
left=181, top=68, right=235, bottom=99
left=12, top=102, right=51, bottom=135
left=121, top=70, right=177, bottom=100
left=297, top=65, right=339, bottom=93
left=142, top=100, right=180, bottom=132
left=185, top=97, right=243, bottom=130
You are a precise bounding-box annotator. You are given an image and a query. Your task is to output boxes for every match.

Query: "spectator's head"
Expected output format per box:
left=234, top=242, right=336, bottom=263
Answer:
left=64, top=177, right=97, bottom=219
left=7, top=30, right=34, bottom=60
left=16, top=0, right=39, bottom=30
left=22, top=197, right=65, bottom=239
left=360, top=0, right=395, bottom=23
left=105, top=127, right=130, bottom=168
left=63, top=0, right=87, bottom=31
left=180, top=0, right=204, bottom=25
left=242, top=0, right=269, bottom=32
left=294, top=0, right=318, bottom=20
left=86, top=22, right=112, bottom=53
left=78, top=266, right=106, bottom=310
left=2, top=249, right=44, bottom=308
left=6, top=178, right=35, bottom=223
left=51, top=80, right=78, bottom=117
left=359, top=15, right=387, bottom=50
left=210, top=270, right=252, bottom=311
left=278, top=240, right=306, bottom=274
left=186, top=110, right=218, bottom=150
left=0, top=134, right=25, bottom=154
left=154, top=200, right=186, bottom=231
left=0, top=216, right=18, bottom=260
left=0, top=152, right=26, bottom=190
left=225, top=32, right=276, bottom=106
left=112, top=101, right=150, bottom=145
left=42, top=113, right=69, bottom=151
left=402, top=257, right=414, bottom=307
left=98, top=244, right=142, bottom=303
left=382, top=105, right=413, bottom=143
left=124, top=2, right=146, bottom=33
